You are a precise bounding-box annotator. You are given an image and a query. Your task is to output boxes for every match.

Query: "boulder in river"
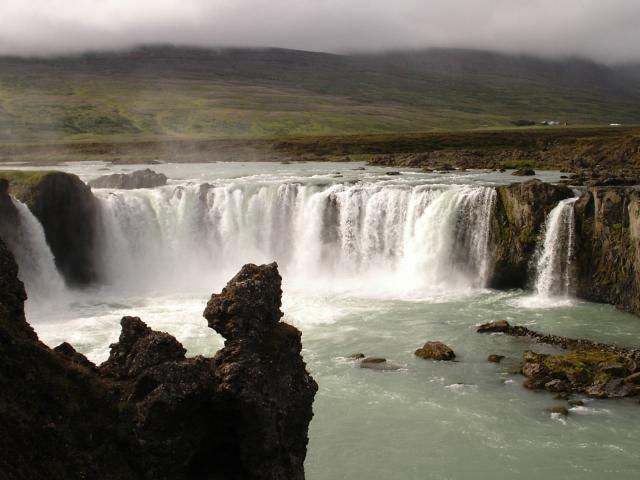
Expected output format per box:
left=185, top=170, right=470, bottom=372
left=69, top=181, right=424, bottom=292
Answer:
left=415, top=341, right=456, bottom=361
left=89, top=168, right=167, bottom=189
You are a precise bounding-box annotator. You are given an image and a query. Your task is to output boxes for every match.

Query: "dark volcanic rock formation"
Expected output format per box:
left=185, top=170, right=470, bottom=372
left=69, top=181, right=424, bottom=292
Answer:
left=573, top=186, right=640, bottom=314
left=203, top=262, right=318, bottom=480
left=89, top=169, right=167, bottom=189
left=488, top=179, right=573, bottom=288
left=0, top=242, right=317, bottom=480
left=0, top=171, right=98, bottom=285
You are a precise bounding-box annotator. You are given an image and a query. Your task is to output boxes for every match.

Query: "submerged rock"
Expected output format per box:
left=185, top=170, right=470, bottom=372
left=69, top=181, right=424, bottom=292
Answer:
left=511, top=168, right=536, bottom=176
left=415, top=341, right=456, bottom=361
left=345, top=354, right=402, bottom=371
left=89, top=168, right=167, bottom=189
left=548, top=405, right=569, bottom=416
left=348, top=352, right=366, bottom=360
left=477, top=320, right=511, bottom=333
left=359, top=357, right=402, bottom=371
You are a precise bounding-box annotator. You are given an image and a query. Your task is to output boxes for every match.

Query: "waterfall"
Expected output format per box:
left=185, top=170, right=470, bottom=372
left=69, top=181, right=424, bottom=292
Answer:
left=4, top=198, right=67, bottom=303
left=533, top=197, right=578, bottom=297
left=93, top=182, right=497, bottom=297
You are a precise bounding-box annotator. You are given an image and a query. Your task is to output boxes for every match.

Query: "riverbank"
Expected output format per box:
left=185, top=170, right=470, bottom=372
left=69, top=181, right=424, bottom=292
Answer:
left=2, top=126, right=640, bottom=175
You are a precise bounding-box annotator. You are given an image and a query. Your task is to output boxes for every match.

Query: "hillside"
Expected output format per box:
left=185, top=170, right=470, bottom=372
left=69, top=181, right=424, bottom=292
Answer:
left=1, top=46, right=640, bottom=144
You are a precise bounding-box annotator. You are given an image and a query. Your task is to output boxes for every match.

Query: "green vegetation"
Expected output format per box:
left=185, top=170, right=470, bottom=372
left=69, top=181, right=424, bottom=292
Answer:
left=0, top=169, right=53, bottom=202
left=0, top=46, right=639, bottom=149
left=0, top=169, right=51, bottom=186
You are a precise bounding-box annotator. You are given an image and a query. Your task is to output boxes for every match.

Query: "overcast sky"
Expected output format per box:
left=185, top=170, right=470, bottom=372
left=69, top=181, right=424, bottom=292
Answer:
left=1, top=0, right=639, bottom=63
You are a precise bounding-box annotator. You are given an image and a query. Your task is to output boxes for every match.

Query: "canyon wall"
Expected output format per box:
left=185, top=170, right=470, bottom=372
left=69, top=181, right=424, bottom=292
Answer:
left=487, top=179, right=573, bottom=288
left=573, top=187, right=640, bottom=314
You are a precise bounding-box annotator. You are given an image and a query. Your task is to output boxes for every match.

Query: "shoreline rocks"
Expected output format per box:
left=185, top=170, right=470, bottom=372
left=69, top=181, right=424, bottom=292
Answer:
left=478, top=320, right=640, bottom=399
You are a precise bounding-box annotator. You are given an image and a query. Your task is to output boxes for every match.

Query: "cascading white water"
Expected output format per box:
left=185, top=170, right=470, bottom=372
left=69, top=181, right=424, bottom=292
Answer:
left=4, top=198, right=67, bottom=304
left=93, top=182, right=496, bottom=297
left=534, top=197, right=578, bottom=297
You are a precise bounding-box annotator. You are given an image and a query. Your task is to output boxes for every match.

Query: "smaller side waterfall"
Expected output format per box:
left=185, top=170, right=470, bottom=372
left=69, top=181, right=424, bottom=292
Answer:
left=6, top=199, right=67, bottom=302
left=533, top=197, right=578, bottom=297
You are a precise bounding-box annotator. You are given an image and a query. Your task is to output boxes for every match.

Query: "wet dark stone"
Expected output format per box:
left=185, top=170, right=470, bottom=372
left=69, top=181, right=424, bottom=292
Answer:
left=415, top=341, right=456, bottom=361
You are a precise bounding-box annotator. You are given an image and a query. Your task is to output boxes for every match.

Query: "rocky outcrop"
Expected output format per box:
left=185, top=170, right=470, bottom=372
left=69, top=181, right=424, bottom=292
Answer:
left=521, top=350, right=639, bottom=399
left=573, top=186, right=640, bottom=314
left=477, top=320, right=640, bottom=398
left=487, top=179, right=573, bottom=288
left=203, top=263, right=318, bottom=480
left=0, top=243, right=317, bottom=480
left=0, top=171, right=98, bottom=285
left=89, top=169, right=167, bottom=189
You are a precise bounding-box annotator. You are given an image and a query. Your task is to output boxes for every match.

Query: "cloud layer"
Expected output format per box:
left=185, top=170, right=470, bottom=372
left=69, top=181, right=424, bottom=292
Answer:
left=1, top=0, right=639, bottom=62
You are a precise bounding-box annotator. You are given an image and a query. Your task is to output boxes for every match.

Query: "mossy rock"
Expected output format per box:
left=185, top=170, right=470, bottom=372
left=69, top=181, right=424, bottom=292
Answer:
left=0, top=170, right=54, bottom=203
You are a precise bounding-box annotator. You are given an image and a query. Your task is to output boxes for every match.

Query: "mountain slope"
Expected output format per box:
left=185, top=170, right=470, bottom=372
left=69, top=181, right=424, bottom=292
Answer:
left=0, top=46, right=639, bottom=143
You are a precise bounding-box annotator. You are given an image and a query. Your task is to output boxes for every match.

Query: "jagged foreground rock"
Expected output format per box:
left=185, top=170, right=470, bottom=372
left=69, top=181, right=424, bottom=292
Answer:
left=0, top=241, right=317, bottom=480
